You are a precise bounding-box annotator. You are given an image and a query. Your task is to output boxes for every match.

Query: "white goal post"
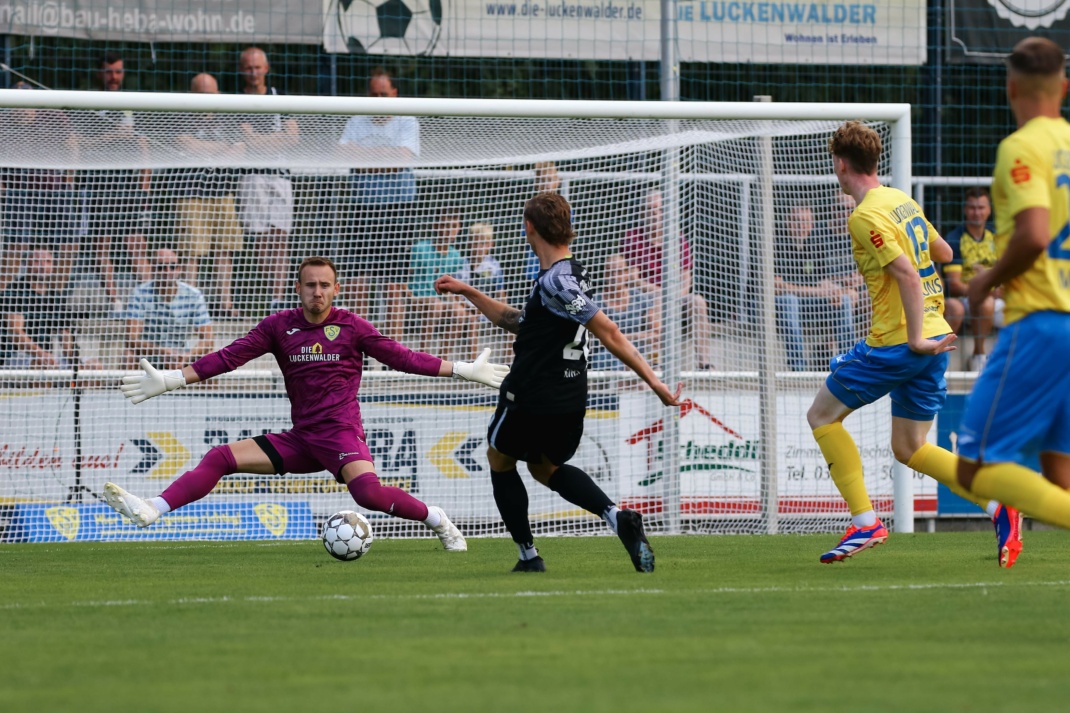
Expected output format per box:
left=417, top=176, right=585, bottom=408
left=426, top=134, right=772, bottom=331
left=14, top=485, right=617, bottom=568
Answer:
left=0, top=90, right=923, bottom=543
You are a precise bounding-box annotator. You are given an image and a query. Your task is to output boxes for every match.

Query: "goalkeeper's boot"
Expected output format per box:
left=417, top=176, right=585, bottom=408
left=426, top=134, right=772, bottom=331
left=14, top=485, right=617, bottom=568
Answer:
left=512, top=556, right=546, bottom=573
left=616, top=509, right=655, bottom=573
left=103, top=482, right=161, bottom=528
left=820, top=519, right=888, bottom=563
left=993, top=504, right=1023, bottom=569
left=427, top=506, right=467, bottom=551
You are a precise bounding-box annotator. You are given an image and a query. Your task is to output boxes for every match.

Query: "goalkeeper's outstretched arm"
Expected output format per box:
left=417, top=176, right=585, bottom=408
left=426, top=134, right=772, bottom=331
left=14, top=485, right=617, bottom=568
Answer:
left=434, top=275, right=522, bottom=334
left=120, top=360, right=203, bottom=405
left=121, top=323, right=275, bottom=404
left=585, top=311, right=683, bottom=407
left=359, top=331, right=509, bottom=390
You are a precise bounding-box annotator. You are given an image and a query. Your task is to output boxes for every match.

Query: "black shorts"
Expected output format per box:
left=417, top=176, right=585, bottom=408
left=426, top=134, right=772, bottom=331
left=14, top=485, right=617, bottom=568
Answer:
left=487, top=400, right=585, bottom=466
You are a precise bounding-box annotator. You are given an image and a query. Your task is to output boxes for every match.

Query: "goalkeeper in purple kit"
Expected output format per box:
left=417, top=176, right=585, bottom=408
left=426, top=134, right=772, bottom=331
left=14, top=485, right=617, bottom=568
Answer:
left=103, top=256, right=508, bottom=551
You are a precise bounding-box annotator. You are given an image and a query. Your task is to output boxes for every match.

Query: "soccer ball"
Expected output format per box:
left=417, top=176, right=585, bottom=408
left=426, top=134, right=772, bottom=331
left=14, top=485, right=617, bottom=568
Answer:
left=332, top=0, right=443, bottom=56
left=322, top=511, right=374, bottom=561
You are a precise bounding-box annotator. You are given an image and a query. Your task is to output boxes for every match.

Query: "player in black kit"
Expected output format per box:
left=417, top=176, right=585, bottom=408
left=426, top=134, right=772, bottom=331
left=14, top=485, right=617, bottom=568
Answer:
left=435, top=193, right=682, bottom=573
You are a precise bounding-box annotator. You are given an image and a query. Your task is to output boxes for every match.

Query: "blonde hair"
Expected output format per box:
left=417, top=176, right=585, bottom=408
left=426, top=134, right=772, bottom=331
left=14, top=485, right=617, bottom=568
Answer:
left=469, top=222, right=494, bottom=241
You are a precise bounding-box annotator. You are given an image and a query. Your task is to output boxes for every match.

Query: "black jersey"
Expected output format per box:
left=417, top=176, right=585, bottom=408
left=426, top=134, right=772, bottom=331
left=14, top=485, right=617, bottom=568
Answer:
left=501, top=257, right=600, bottom=414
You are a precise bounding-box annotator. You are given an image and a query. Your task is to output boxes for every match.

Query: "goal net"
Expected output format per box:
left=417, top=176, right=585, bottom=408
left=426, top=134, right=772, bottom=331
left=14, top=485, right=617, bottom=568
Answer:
left=0, top=91, right=927, bottom=543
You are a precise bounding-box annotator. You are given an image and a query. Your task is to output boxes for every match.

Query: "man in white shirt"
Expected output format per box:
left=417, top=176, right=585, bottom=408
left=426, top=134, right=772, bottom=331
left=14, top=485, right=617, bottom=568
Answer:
left=338, top=68, right=419, bottom=342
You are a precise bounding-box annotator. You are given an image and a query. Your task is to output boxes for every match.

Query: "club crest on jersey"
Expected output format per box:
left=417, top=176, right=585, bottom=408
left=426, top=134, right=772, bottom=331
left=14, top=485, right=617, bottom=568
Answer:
left=324, top=325, right=341, bottom=341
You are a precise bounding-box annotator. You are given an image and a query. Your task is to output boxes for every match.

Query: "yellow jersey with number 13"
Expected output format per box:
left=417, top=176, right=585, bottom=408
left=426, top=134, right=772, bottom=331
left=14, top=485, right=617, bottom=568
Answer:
left=991, top=115, right=1070, bottom=324
left=848, top=185, right=951, bottom=347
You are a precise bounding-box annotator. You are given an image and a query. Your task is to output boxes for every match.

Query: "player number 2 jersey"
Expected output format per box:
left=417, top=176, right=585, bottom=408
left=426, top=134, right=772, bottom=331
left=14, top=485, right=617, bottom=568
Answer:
left=848, top=186, right=952, bottom=347
left=991, top=115, right=1070, bottom=323
left=501, top=257, right=600, bottom=414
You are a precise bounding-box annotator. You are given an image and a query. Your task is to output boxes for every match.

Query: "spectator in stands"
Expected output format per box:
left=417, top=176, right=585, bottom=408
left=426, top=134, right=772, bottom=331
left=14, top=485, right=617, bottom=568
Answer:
left=941, top=187, right=1001, bottom=372
left=0, top=248, right=76, bottom=368
left=236, top=47, right=300, bottom=315
left=459, top=222, right=508, bottom=359
left=338, top=67, right=418, bottom=339
left=773, top=199, right=857, bottom=371
left=0, top=82, right=80, bottom=293
left=535, top=160, right=561, bottom=195
left=621, top=189, right=713, bottom=370
left=172, top=73, right=245, bottom=319
left=590, top=254, right=659, bottom=371
left=75, top=51, right=150, bottom=316
left=408, top=206, right=468, bottom=356
left=817, top=192, right=869, bottom=327
left=460, top=222, right=506, bottom=303
left=126, top=248, right=213, bottom=370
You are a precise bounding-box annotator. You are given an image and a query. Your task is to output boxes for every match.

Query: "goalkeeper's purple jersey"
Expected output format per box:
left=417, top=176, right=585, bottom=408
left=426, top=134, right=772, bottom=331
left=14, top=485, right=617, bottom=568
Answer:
left=191, top=307, right=442, bottom=429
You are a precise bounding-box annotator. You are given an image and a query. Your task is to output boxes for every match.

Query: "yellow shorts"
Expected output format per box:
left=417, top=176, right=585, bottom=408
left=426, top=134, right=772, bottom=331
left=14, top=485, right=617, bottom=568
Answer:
left=177, top=196, right=244, bottom=257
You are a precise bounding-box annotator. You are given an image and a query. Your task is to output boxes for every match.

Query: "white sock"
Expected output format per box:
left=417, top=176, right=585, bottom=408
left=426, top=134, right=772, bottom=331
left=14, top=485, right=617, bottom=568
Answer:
left=603, top=506, right=620, bottom=534
left=851, top=510, right=878, bottom=528
left=517, top=543, right=539, bottom=561
left=986, top=501, right=1000, bottom=519
left=151, top=497, right=171, bottom=514
left=423, top=507, right=442, bottom=528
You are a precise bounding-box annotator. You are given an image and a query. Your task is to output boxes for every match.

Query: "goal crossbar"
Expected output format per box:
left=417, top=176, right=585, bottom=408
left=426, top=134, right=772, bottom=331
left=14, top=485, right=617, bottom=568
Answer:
left=0, top=88, right=911, bottom=123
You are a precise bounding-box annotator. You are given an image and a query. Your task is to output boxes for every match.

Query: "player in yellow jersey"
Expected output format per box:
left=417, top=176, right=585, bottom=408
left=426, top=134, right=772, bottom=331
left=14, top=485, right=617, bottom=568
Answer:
left=957, top=37, right=1070, bottom=565
left=808, top=121, right=1014, bottom=564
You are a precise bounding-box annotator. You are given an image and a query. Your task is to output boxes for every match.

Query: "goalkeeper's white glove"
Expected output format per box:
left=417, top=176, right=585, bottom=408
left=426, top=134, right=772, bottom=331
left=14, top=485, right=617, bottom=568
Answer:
left=120, top=358, right=187, bottom=405
left=452, top=348, right=509, bottom=389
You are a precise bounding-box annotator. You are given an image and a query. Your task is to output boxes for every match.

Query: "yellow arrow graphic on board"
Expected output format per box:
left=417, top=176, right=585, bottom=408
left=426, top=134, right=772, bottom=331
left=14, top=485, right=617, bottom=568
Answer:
left=428, top=432, right=470, bottom=479
left=146, top=432, right=191, bottom=480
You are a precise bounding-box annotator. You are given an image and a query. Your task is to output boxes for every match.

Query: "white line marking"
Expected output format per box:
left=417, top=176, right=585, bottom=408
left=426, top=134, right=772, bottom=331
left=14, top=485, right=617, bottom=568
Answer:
left=3, top=580, right=1069, bottom=611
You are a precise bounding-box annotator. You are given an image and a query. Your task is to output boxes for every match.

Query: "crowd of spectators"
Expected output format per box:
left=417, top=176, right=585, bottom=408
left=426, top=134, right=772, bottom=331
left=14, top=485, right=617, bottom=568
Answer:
left=0, top=51, right=998, bottom=374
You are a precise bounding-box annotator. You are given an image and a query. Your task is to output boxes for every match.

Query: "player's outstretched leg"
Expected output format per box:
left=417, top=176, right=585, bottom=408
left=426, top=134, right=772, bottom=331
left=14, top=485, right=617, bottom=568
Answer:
left=546, top=464, right=655, bottom=572
left=616, top=509, right=655, bottom=573
left=812, top=422, right=886, bottom=563
left=492, top=467, right=543, bottom=572
left=820, top=519, right=888, bottom=563
left=159, top=445, right=238, bottom=511
left=905, top=441, right=1023, bottom=567
left=102, top=482, right=161, bottom=528
left=993, top=504, right=1024, bottom=569
left=102, top=445, right=239, bottom=528
left=424, top=506, right=467, bottom=552
left=347, top=473, right=466, bottom=551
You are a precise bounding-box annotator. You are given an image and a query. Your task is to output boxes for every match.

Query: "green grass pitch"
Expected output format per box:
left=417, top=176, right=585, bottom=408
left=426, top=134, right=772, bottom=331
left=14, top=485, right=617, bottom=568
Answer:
left=3, top=531, right=1069, bottom=713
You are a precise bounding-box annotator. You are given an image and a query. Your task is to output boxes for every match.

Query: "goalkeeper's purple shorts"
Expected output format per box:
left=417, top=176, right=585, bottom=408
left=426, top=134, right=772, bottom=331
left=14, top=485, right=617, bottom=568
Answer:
left=258, top=423, right=373, bottom=483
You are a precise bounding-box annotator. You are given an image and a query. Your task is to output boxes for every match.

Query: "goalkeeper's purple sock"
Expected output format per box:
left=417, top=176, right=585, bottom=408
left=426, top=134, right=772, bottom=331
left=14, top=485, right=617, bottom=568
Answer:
left=347, top=473, right=429, bottom=522
left=160, top=445, right=237, bottom=510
